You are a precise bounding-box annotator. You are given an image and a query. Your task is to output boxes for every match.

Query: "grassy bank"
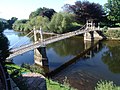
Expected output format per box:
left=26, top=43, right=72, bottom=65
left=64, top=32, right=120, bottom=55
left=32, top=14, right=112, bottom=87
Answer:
left=102, top=27, right=120, bottom=40
left=6, top=63, right=76, bottom=90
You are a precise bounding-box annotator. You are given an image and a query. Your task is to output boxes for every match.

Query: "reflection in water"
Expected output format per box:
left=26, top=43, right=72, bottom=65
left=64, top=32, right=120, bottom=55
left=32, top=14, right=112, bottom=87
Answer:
left=102, top=41, right=120, bottom=73
left=47, top=40, right=102, bottom=76
left=47, top=36, right=84, bottom=57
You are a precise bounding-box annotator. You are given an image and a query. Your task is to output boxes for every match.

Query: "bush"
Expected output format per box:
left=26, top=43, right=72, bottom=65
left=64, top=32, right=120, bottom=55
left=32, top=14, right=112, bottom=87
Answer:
left=105, top=29, right=120, bottom=38
left=21, top=64, right=44, bottom=74
left=95, top=80, right=120, bottom=90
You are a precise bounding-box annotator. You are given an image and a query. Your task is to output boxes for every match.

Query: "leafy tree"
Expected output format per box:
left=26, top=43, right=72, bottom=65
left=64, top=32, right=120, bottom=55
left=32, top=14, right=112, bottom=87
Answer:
left=29, top=7, right=48, bottom=19
left=104, top=0, right=120, bottom=25
left=0, top=33, right=9, bottom=62
left=7, top=17, right=18, bottom=28
left=12, top=19, right=28, bottom=31
left=63, top=1, right=105, bottom=24
left=0, top=21, right=4, bottom=33
left=29, top=7, right=56, bottom=19
left=48, top=12, right=75, bottom=33
left=41, top=9, right=56, bottom=19
left=13, top=16, right=49, bottom=32
left=28, top=16, right=49, bottom=30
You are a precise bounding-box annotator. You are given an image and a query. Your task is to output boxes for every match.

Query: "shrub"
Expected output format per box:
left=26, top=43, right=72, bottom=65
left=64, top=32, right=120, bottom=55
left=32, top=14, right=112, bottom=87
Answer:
left=95, top=80, right=120, bottom=90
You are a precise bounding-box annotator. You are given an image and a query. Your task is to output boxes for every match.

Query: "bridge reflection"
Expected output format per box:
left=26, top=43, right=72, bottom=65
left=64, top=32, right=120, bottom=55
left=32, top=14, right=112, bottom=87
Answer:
left=34, top=39, right=102, bottom=76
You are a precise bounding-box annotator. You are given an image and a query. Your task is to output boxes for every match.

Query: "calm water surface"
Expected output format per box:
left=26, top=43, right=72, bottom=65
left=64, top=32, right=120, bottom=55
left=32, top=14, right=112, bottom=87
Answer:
left=3, top=29, right=120, bottom=90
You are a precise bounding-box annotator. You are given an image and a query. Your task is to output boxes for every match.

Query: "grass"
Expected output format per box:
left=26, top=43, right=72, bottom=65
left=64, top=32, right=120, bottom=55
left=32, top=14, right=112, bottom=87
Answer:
left=95, top=80, right=120, bottom=90
left=102, top=26, right=120, bottom=39
left=6, top=63, right=76, bottom=90
left=5, top=63, right=30, bottom=77
left=46, top=78, right=76, bottom=90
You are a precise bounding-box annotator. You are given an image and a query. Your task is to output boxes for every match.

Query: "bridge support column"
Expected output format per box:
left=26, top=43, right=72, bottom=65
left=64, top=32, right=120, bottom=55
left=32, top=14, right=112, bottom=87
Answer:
left=84, top=31, right=103, bottom=41
left=33, top=26, right=37, bottom=42
left=34, top=46, right=48, bottom=67
left=84, top=31, right=94, bottom=41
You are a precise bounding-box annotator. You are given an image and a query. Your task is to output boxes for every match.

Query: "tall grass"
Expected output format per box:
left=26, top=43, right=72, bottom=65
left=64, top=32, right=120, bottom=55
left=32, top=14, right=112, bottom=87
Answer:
left=95, top=80, right=120, bottom=90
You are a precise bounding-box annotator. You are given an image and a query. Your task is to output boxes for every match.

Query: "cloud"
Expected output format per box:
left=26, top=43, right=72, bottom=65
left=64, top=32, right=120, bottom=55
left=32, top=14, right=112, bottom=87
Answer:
left=64, top=0, right=76, bottom=5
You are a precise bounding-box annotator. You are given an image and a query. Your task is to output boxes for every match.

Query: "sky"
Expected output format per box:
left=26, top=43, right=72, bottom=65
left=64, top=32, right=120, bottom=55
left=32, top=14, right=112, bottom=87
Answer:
left=0, top=0, right=107, bottom=20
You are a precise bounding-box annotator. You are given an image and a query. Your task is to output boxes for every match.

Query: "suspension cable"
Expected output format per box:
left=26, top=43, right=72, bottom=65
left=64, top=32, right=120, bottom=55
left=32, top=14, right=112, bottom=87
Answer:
left=17, top=35, right=34, bottom=47
left=10, top=30, right=34, bottom=48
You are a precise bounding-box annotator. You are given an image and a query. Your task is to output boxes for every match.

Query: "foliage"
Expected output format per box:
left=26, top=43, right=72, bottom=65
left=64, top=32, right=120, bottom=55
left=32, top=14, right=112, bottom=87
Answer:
left=48, top=12, right=75, bottom=33
left=12, top=16, right=49, bottom=32
left=104, top=29, right=120, bottom=38
left=46, top=78, right=76, bottom=90
left=28, top=16, right=49, bottom=30
left=104, top=0, right=120, bottom=23
left=63, top=1, right=105, bottom=23
left=0, top=33, right=9, bottom=62
left=7, top=17, right=18, bottom=29
left=21, top=63, right=44, bottom=74
left=29, top=7, right=56, bottom=19
left=0, top=21, right=4, bottom=32
left=95, top=80, right=120, bottom=90
left=6, top=63, right=30, bottom=77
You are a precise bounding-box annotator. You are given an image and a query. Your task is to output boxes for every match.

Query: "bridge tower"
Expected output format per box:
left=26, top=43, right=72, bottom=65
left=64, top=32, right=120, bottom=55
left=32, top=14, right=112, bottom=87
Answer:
left=33, top=27, right=49, bottom=68
left=84, top=19, right=102, bottom=41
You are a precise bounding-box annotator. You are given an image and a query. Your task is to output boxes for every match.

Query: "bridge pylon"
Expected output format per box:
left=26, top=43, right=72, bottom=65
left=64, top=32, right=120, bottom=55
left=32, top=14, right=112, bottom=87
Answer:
left=84, top=19, right=102, bottom=41
left=33, top=26, right=37, bottom=42
left=34, top=46, right=49, bottom=67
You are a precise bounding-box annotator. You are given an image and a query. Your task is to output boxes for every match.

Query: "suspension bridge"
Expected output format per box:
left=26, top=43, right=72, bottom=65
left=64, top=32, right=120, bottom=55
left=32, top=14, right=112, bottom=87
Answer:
left=7, top=20, right=103, bottom=59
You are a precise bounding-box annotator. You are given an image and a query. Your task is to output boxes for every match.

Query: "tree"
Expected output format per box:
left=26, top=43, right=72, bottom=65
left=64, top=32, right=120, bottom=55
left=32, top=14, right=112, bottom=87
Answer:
left=0, top=21, right=4, bottom=33
left=104, top=0, right=120, bottom=24
left=0, top=33, right=9, bottom=61
left=12, top=19, right=28, bottom=31
left=48, top=12, right=75, bottom=33
left=63, top=1, right=105, bottom=24
left=29, top=7, right=56, bottom=20
left=41, top=9, right=56, bottom=19
left=7, top=17, right=18, bottom=29
left=13, top=16, right=49, bottom=32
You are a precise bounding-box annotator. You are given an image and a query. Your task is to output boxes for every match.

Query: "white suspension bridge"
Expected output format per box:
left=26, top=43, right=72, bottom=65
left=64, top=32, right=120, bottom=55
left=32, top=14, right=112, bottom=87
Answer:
left=7, top=20, right=103, bottom=59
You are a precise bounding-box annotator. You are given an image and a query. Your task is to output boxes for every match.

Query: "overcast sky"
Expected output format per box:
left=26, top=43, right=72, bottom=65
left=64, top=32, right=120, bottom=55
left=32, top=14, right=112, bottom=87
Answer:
left=0, top=0, right=107, bottom=20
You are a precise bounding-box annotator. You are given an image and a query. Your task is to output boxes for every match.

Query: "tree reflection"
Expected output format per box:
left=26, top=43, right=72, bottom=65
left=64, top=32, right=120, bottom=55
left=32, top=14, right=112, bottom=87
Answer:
left=102, top=41, right=120, bottom=73
left=47, top=36, right=84, bottom=57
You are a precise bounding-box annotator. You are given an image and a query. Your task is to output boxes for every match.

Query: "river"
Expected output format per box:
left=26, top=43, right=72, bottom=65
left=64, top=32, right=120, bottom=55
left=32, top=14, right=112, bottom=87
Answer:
left=3, top=29, right=120, bottom=90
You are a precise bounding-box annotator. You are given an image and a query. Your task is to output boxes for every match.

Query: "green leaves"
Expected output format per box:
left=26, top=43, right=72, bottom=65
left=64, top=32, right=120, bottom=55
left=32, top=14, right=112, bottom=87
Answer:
left=104, top=0, right=120, bottom=22
left=48, top=12, right=75, bottom=34
left=63, top=1, right=105, bottom=23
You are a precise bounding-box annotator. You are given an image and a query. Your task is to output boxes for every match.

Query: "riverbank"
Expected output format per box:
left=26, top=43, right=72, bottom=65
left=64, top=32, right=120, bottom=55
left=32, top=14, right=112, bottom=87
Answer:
left=5, top=63, right=76, bottom=90
left=102, top=27, right=120, bottom=40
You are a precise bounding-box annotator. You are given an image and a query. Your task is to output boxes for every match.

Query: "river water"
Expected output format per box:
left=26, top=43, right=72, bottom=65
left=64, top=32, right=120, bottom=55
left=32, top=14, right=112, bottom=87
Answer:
left=3, top=29, right=120, bottom=90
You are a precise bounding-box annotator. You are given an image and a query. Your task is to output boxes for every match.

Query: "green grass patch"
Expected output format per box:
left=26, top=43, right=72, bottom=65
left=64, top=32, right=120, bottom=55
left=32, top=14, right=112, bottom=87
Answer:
left=102, top=27, right=120, bottom=39
left=46, top=78, right=77, bottom=90
left=6, top=63, right=76, bottom=90
left=6, top=63, right=30, bottom=77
